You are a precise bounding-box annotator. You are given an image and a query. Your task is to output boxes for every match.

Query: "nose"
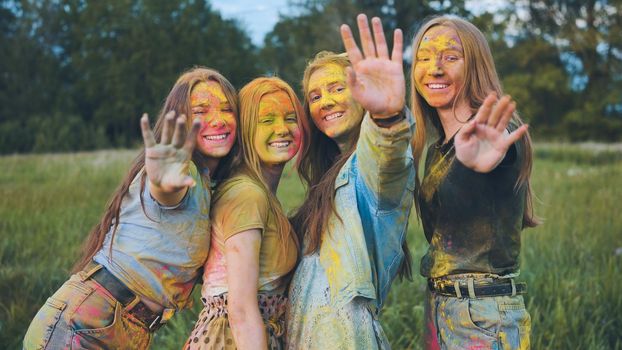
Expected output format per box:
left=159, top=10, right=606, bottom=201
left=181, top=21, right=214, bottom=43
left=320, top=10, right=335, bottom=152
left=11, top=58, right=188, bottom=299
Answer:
left=274, top=119, right=290, bottom=136
left=209, top=118, right=225, bottom=128
left=430, top=56, right=444, bottom=76
left=319, top=94, right=336, bottom=110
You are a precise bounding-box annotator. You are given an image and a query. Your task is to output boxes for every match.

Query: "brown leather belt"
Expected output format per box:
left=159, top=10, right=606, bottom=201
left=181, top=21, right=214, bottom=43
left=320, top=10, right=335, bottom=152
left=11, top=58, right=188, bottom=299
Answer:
left=87, top=262, right=174, bottom=331
left=428, top=278, right=527, bottom=298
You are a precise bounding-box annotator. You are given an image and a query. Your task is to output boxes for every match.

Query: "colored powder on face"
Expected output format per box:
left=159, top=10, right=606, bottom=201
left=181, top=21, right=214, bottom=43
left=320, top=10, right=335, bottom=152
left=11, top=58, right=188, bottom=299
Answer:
left=191, top=81, right=227, bottom=109
left=255, top=91, right=301, bottom=163
left=417, top=27, right=462, bottom=70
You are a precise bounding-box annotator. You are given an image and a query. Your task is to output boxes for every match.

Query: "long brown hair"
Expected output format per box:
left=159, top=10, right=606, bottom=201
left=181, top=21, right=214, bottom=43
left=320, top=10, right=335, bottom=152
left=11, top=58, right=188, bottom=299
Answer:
left=72, top=67, right=240, bottom=273
left=234, top=77, right=307, bottom=257
left=410, top=16, right=539, bottom=228
left=291, top=51, right=413, bottom=279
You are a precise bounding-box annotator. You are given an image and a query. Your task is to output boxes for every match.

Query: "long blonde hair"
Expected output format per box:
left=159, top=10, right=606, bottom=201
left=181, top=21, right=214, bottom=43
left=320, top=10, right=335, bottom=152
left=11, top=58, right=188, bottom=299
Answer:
left=410, top=16, right=539, bottom=228
left=235, top=77, right=307, bottom=256
left=291, top=51, right=413, bottom=279
left=73, top=67, right=239, bottom=272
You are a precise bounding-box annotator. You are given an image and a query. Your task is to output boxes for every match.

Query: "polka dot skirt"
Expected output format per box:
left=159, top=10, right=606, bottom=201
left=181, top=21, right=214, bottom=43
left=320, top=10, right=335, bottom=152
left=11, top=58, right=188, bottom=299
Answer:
left=184, top=293, right=287, bottom=350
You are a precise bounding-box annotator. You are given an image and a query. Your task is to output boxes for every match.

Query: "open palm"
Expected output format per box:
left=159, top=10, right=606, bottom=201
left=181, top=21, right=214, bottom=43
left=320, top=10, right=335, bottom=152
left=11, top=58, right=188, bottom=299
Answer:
left=340, top=14, right=405, bottom=117
left=140, top=111, right=200, bottom=192
left=455, top=94, right=529, bottom=173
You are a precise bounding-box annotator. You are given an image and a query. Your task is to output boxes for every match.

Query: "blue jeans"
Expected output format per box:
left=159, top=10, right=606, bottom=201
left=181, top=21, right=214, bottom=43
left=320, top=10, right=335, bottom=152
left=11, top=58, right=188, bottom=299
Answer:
left=424, top=276, right=531, bottom=350
left=23, top=265, right=151, bottom=349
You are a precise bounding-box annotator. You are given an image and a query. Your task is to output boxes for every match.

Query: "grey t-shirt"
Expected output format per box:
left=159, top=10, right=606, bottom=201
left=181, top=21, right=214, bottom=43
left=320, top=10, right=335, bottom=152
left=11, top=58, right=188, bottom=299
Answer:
left=94, top=162, right=211, bottom=309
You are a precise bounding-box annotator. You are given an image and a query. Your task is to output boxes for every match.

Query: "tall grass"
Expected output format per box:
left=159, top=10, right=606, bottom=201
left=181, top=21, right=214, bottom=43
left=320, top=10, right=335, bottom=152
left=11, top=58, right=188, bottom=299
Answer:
left=1, top=144, right=620, bottom=349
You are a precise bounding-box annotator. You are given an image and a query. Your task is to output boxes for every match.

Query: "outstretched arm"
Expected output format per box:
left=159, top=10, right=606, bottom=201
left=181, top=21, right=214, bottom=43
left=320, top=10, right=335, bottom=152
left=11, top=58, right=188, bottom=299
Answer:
left=340, top=14, right=405, bottom=119
left=140, top=111, right=200, bottom=206
left=455, top=94, right=529, bottom=173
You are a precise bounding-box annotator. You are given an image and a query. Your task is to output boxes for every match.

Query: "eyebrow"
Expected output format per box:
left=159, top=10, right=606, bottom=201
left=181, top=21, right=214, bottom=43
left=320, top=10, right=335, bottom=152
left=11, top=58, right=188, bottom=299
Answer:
left=308, top=80, right=343, bottom=95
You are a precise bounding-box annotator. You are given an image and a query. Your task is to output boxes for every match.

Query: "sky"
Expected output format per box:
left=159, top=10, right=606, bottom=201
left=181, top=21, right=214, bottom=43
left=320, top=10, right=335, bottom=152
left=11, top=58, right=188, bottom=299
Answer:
left=210, top=0, right=506, bottom=46
left=211, top=0, right=291, bottom=46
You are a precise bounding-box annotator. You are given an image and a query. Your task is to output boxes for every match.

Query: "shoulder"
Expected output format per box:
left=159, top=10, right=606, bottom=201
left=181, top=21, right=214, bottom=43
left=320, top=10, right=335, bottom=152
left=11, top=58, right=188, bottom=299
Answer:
left=214, top=173, right=268, bottom=206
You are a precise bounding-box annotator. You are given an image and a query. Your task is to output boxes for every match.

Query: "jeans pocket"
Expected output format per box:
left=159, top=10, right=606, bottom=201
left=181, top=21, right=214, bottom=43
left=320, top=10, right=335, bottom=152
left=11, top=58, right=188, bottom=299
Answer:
left=498, top=297, right=531, bottom=350
left=69, top=284, right=118, bottom=333
left=23, top=297, right=67, bottom=350
left=71, top=299, right=122, bottom=348
left=466, top=298, right=501, bottom=339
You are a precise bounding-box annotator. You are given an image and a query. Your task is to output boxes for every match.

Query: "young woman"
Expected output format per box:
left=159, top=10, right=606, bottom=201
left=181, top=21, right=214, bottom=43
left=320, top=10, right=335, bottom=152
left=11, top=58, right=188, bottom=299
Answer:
left=410, top=16, right=537, bottom=350
left=184, top=77, right=307, bottom=350
left=23, top=67, right=239, bottom=349
left=286, top=15, right=416, bottom=349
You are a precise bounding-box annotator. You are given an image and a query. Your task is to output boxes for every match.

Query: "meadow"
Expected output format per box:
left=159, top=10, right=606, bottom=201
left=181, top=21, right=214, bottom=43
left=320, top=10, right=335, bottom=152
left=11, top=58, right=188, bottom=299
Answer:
left=1, top=143, right=621, bottom=349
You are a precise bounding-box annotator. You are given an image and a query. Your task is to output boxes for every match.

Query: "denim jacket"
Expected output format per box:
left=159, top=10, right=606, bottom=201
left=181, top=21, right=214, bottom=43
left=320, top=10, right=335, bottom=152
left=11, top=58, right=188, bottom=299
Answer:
left=318, top=110, right=416, bottom=309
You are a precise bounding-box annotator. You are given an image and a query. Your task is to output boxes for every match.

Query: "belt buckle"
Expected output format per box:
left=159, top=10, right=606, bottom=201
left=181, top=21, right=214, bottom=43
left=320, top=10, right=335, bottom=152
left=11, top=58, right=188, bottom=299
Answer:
left=148, top=308, right=175, bottom=331
left=432, top=278, right=449, bottom=290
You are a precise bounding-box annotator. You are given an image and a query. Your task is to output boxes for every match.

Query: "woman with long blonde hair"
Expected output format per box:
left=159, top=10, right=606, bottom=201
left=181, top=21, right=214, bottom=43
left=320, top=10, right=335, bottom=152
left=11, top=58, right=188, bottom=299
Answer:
left=286, top=15, right=416, bottom=349
left=23, top=67, right=239, bottom=349
left=410, top=16, right=537, bottom=349
left=185, top=77, right=307, bottom=350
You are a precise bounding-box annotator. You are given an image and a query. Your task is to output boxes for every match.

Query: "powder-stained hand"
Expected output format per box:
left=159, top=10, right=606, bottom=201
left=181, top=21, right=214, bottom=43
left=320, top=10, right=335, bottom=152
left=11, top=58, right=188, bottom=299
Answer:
left=140, top=111, right=201, bottom=196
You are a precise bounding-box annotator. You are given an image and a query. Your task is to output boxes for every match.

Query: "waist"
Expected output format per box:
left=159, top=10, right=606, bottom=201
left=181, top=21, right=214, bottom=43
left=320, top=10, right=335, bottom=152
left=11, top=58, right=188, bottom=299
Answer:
left=83, top=261, right=175, bottom=331
left=93, top=251, right=202, bottom=309
left=203, top=293, right=288, bottom=336
left=203, top=293, right=287, bottom=318
left=428, top=273, right=527, bottom=298
left=420, top=246, right=520, bottom=278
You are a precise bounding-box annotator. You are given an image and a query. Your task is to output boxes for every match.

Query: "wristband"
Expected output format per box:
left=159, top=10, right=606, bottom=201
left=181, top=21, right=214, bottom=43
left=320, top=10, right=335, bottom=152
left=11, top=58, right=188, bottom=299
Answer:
left=371, top=109, right=405, bottom=127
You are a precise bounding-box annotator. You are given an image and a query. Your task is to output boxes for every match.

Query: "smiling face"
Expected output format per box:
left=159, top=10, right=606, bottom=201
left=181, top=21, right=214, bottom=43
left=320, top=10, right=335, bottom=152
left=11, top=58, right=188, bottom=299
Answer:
left=253, top=90, right=301, bottom=166
left=190, top=81, right=237, bottom=158
left=413, top=25, right=467, bottom=111
left=307, top=63, right=364, bottom=143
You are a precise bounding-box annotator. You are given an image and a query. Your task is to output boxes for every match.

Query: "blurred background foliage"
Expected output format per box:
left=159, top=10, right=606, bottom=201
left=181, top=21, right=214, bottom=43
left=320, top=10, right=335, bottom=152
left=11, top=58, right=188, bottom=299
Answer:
left=1, top=0, right=621, bottom=154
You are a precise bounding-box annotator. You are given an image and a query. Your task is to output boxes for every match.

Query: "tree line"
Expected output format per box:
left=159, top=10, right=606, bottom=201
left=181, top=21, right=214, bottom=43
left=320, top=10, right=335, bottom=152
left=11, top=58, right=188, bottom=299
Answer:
left=1, top=0, right=620, bottom=154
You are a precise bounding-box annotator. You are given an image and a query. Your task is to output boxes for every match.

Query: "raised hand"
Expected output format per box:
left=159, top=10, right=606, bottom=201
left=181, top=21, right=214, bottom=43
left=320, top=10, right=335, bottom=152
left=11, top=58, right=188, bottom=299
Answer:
left=455, top=94, right=529, bottom=173
left=140, top=111, right=201, bottom=197
left=340, top=14, right=405, bottom=118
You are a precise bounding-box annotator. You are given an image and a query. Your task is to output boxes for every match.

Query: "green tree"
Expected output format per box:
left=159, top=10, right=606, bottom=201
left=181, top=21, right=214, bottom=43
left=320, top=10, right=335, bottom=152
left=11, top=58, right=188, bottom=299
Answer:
left=506, top=0, right=622, bottom=140
left=260, top=0, right=470, bottom=92
left=0, top=0, right=260, bottom=153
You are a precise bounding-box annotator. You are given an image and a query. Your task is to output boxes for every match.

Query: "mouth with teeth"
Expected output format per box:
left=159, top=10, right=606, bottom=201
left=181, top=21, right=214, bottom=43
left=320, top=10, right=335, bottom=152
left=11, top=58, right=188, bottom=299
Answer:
left=323, top=111, right=345, bottom=121
left=426, top=83, right=449, bottom=90
left=268, top=140, right=292, bottom=149
left=203, top=132, right=230, bottom=142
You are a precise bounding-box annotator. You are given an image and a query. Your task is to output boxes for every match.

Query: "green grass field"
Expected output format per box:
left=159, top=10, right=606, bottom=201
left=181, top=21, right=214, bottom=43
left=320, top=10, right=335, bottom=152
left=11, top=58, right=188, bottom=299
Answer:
left=1, top=144, right=621, bottom=349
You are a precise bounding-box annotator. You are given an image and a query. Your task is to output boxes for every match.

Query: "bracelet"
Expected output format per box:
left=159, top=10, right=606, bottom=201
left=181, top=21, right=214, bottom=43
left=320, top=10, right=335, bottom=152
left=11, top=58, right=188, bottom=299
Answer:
left=371, top=110, right=405, bottom=127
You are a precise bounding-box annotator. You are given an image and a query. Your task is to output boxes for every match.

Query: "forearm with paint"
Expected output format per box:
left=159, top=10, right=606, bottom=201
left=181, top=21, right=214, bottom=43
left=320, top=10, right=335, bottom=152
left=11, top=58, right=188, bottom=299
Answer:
left=356, top=108, right=415, bottom=210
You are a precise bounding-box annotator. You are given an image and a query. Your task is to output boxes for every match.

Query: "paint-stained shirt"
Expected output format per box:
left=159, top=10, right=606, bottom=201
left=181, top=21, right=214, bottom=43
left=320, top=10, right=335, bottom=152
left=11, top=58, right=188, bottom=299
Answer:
left=93, top=162, right=211, bottom=310
left=286, top=111, right=416, bottom=349
left=419, top=132, right=526, bottom=278
left=202, top=174, right=298, bottom=296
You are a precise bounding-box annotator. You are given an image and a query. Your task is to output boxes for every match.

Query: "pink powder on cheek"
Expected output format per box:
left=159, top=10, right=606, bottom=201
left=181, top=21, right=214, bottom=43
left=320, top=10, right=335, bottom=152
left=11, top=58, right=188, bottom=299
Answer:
left=288, top=127, right=302, bottom=158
